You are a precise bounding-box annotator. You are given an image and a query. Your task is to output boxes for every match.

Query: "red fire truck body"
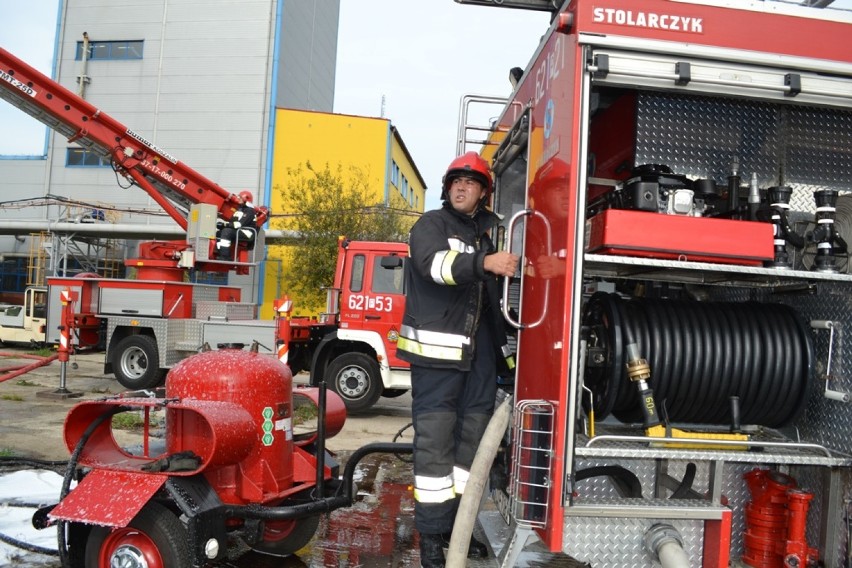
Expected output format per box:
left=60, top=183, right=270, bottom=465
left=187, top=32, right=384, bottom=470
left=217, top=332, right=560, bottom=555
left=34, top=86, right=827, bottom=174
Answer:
left=476, top=0, right=852, bottom=565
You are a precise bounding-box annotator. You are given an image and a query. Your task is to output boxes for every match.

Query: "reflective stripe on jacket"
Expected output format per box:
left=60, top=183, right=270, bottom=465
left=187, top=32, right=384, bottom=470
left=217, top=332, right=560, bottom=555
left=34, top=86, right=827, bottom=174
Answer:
left=398, top=203, right=513, bottom=371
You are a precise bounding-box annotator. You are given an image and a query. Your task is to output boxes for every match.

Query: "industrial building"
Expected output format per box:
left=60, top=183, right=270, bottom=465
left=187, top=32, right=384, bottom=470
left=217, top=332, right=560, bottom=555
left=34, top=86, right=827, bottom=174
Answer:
left=0, top=0, right=425, bottom=310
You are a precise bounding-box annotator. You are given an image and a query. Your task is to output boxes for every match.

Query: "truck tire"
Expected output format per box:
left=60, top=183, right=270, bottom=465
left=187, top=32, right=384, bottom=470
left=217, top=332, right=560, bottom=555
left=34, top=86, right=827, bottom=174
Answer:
left=112, top=335, right=163, bottom=391
left=326, top=352, right=382, bottom=413
left=251, top=515, right=321, bottom=556
left=85, top=501, right=190, bottom=568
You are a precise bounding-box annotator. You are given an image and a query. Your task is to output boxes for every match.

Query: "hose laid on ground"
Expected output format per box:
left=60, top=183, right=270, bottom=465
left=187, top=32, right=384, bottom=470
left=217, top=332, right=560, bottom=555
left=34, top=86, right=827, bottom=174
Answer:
left=446, top=395, right=513, bottom=568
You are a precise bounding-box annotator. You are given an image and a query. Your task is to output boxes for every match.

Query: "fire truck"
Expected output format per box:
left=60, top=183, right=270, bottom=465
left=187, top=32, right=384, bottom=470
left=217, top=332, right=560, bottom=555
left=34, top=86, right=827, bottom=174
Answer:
left=463, top=0, right=852, bottom=566
left=286, top=237, right=410, bottom=413
left=41, top=236, right=410, bottom=413
left=0, top=47, right=413, bottom=412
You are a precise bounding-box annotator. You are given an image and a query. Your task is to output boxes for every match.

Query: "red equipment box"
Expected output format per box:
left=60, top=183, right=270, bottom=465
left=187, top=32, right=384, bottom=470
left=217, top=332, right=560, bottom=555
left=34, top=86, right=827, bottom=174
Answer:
left=586, top=209, right=774, bottom=266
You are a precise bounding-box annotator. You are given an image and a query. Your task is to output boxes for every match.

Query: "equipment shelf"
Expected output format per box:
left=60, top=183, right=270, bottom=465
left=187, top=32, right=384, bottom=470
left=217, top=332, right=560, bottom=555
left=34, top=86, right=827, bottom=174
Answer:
left=584, top=253, right=852, bottom=288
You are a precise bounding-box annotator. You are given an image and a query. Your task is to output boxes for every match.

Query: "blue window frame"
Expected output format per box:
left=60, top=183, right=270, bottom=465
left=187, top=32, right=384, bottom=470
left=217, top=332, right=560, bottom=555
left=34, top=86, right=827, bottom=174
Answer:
left=76, top=40, right=143, bottom=61
left=66, top=148, right=110, bottom=167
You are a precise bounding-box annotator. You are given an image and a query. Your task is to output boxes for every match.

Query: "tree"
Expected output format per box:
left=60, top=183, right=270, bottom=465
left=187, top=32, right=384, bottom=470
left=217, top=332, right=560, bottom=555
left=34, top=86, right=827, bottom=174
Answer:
left=274, top=161, right=416, bottom=311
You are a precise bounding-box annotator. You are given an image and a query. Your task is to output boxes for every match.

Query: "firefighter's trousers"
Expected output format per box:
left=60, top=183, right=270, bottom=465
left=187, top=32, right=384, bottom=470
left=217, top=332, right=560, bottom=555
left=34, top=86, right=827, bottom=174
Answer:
left=410, top=322, right=497, bottom=535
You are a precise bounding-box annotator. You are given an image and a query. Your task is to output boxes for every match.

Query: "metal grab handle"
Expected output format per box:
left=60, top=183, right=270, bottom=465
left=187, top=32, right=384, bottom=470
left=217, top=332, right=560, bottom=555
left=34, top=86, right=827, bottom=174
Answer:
left=502, top=208, right=551, bottom=330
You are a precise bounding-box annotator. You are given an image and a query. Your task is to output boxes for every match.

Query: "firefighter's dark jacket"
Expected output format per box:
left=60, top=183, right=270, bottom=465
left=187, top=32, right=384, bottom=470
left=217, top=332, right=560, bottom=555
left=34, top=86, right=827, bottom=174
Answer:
left=397, top=202, right=515, bottom=374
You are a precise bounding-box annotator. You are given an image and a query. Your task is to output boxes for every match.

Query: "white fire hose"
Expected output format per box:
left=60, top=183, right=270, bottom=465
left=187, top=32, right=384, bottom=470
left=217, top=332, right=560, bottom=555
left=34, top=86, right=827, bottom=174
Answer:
left=446, top=395, right=513, bottom=567
left=645, top=523, right=691, bottom=568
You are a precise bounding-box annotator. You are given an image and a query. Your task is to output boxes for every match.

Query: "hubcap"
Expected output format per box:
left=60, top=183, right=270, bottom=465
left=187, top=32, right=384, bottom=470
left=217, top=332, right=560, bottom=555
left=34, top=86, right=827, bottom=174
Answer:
left=109, top=544, right=148, bottom=568
left=121, top=347, right=148, bottom=379
left=338, top=365, right=367, bottom=398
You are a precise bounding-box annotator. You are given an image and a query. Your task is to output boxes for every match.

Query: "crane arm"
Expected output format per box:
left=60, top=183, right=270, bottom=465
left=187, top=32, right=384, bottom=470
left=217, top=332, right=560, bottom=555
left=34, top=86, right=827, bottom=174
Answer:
left=0, top=47, right=263, bottom=229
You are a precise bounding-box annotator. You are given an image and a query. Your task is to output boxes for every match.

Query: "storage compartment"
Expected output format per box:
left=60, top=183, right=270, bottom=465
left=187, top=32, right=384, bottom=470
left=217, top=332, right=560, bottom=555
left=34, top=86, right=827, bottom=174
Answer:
left=585, top=209, right=774, bottom=266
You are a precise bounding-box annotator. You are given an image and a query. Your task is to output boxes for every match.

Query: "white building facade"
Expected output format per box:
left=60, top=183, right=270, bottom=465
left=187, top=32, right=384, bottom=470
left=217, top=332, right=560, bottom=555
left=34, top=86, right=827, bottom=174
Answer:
left=0, top=0, right=339, bottom=295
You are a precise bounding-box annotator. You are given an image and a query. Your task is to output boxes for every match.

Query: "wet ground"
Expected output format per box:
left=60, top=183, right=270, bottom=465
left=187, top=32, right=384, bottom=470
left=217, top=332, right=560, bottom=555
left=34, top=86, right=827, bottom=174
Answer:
left=228, top=453, right=421, bottom=568
left=0, top=348, right=575, bottom=567
left=0, top=453, right=508, bottom=568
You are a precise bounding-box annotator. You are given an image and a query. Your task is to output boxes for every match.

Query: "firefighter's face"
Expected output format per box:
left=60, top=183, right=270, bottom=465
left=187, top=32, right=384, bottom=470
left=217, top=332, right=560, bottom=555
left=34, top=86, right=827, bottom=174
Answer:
left=448, top=176, right=485, bottom=215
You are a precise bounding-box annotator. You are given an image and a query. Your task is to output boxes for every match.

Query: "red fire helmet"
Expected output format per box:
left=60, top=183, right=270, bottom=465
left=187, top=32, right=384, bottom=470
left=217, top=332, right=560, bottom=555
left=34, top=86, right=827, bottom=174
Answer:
left=441, top=151, right=493, bottom=201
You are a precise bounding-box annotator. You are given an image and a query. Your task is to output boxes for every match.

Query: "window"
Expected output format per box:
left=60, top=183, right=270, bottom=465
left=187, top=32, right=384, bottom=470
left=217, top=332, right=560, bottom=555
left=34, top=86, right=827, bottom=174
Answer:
left=372, top=256, right=404, bottom=294
left=193, top=271, right=228, bottom=285
left=391, top=162, right=400, bottom=186
left=349, top=255, right=365, bottom=293
left=76, top=40, right=143, bottom=61
left=66, top=148, right=110, bottom=167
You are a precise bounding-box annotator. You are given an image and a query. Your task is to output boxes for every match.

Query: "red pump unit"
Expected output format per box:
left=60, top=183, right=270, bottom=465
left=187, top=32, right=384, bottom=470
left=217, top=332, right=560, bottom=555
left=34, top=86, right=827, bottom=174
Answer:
left=40, top=346, right=408, bottom=566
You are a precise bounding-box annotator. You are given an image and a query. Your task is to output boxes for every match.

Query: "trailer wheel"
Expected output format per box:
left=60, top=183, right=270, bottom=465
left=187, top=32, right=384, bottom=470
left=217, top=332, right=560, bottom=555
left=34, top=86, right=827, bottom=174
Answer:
left=326, top=352, right=382, bottom=413
left=112, top=335, right=163, bottom=390
left=84, top=502, right=190, bottom=568
left=251, top=515, right=321, bottom=556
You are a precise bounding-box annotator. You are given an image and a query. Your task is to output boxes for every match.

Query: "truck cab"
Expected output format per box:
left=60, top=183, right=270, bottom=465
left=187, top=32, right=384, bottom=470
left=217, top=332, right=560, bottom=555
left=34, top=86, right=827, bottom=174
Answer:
left=299, top=239, right=409, bottom=413
left=0, top=287, right=47, bottom=346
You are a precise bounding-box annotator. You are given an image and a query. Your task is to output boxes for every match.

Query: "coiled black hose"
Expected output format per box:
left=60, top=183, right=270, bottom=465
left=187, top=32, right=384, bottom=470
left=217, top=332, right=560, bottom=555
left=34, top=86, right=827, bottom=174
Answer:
left=583, top=293, right=813, bottom=427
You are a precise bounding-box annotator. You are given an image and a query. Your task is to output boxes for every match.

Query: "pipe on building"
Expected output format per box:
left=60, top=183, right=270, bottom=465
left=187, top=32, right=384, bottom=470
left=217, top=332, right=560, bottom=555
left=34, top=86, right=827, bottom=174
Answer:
left=0, top=221, right=298, bottom=242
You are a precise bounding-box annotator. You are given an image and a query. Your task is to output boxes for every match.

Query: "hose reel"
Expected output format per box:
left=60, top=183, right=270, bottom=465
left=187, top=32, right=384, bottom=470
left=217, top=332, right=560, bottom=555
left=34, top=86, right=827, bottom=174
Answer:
left=583, top=293, right=813, bottom=428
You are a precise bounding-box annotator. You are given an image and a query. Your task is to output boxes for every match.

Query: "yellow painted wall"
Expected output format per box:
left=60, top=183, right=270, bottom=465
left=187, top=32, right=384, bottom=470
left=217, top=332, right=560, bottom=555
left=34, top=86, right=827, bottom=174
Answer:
left=259, top=109, right=425, bottom=318
left=389, top=133, right=427, bottom=213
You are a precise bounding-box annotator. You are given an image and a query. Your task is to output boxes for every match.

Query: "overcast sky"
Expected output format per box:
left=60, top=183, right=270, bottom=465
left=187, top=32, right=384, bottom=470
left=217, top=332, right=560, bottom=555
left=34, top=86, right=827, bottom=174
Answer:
left=0, top=0, right=549, bottom=211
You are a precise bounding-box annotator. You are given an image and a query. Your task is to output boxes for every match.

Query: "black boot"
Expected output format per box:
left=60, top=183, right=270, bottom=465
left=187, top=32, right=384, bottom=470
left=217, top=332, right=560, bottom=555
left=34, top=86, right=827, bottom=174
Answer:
left=440, top=532, right=489, bottom=559
left=419, top=533, right=446, bottom=568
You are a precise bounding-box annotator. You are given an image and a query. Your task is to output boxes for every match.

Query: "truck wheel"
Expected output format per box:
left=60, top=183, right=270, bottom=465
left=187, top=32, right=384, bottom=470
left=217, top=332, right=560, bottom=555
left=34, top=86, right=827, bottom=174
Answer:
left=85, top=501, right=190, bottom=568
left=251, top=515, right=321, bottom=556
left=112, top=335, right=163, bottom=390
left=326, top=353, right=382, bottom=413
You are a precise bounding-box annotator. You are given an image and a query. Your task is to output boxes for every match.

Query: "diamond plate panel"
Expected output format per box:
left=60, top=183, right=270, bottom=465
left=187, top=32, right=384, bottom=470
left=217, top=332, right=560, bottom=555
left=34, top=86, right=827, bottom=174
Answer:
left=786, top=106, right=852, bottom=192
left=562, top=515, right=704, bottom=567
left=776, top=282, right=852, bottom=455
left=635, top=93, right=780, bottom=187
left=571, top=456, right=836, bottom=563
left=195, top=301, right=256, bottom=320
left=192, top=285, right=226, bottom=303
left=165, top=319, right=203, bottom=366
left=634, top=93, right=852, bottom=213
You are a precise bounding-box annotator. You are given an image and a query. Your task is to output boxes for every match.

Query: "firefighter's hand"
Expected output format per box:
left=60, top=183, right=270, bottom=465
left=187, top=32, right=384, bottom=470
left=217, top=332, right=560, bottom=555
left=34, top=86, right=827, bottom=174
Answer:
left=484, top=251, right=520, bottom=277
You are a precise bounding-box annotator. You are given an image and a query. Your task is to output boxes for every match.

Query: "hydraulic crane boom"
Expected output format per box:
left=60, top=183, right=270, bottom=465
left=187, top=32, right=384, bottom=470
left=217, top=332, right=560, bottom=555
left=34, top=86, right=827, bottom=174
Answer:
left=0, top=47, right=268, bottom=231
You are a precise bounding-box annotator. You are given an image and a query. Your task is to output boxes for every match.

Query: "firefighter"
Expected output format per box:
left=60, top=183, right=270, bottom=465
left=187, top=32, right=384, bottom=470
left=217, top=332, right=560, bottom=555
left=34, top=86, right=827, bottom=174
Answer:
left=215, top=190, right=257, bottom=260
left=397, top=151, right=519, bottom=567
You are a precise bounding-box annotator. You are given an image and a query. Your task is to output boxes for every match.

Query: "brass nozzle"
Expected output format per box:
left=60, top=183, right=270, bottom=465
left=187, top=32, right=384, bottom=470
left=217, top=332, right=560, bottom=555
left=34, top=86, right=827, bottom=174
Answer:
left=626, top=343, right=651, bottom=383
